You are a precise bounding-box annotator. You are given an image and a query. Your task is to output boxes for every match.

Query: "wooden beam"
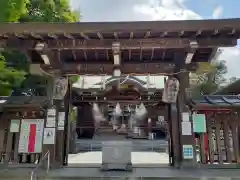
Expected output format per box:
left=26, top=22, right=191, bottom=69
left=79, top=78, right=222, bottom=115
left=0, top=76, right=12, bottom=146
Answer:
left=3, top=38, right=237, bottom=50
left=72, top=40, right=77, bottom=60
left=0, top=19, right=240, bottom=34
left=71, top=100, right=161, bottom=104
left=40, top=62, right=176, bottom=75
left=150, top=48, right=154, bottom=61
left=128, top=49, right=131, bottom=60
left=80, top=32, right=89, bottom=40
left=97, top=32, right=103, bottom=39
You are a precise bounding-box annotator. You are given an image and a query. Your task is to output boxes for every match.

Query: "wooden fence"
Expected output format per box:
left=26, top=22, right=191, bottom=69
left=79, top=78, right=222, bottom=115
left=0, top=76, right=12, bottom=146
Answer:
left=0, top=128, right=41, bottom=165
left=196, top=112, right=240, bottom=165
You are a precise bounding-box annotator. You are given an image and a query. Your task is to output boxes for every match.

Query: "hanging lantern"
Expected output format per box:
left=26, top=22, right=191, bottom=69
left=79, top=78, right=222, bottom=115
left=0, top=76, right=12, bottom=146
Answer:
left=92, top=103, right=105, bottom=122
left=135, top=105, right=138, bottom=112
left=134, top=103, right=147, bottom=120
left=162, top=76, right=180, bottom=103
left=114, top=103, right=122, bottom=117
left=148, top=118, right=152, bottom=123
left=127, top=105, right=131, bottom=112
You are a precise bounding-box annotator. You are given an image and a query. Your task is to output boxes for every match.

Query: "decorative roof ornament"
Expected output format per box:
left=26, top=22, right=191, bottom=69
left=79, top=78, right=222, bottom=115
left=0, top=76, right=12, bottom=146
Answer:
left=162, top=77, right=180, bottom=103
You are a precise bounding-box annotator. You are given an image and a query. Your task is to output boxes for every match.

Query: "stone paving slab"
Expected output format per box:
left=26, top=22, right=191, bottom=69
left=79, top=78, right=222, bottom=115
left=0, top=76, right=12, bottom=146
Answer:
left=46, top=167, right=240, bottom=179
left=68, top=152, right=169, bottom=164
left=1, top=166, right=240, bottom=180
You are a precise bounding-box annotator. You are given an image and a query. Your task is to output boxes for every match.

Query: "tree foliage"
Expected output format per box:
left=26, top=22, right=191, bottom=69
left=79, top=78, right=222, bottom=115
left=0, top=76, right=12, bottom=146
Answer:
left=0, top=0, right=80, bottom=96
left=0, top=55, right=26, bottom=95
left=19, top=0, right=80, bottom=22
left=0, top=0, right=28, bottom=22
left=191, top=60, right=228, bottom=97
left=228, top=76, right=238, bottom=84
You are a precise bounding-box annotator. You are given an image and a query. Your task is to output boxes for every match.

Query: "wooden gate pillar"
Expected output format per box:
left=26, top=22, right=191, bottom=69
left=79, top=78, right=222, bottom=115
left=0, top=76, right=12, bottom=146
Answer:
left=176, top=68, right=196, bottom=167
left=168, top=102, right=181, bottom=167
left=42, top=76, right=57, bottom=168
left=42, top=75, right=69, bottom=168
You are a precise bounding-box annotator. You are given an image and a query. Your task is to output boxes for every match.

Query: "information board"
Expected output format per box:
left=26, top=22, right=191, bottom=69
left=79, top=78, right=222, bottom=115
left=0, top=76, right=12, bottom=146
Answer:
left=192, top=113, right=207, bottom=133
left=18, top=119, right=44, bottom=153
left=183, top=145, right=194, bottom=159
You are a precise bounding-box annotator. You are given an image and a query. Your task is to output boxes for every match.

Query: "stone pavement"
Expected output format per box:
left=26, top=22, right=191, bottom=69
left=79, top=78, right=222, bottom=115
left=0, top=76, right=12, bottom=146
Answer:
left=0, top=151, right=238, bottom=180
left=46, top=167, right=240, bottom=179
left=68, top=152, right=169, bottom=165
left=1, top=166, right=240, bottom=180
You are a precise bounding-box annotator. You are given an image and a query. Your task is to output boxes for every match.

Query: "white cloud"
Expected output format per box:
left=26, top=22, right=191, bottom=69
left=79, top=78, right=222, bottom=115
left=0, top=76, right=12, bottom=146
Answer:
left=133, top=0, right=201, bottom=20
left=218, top=47, right=240, bottom=78
left=70, top=0, right=240, bottom=78
left=133, top=0, right=240, bottom=78
left=212, top=5, right=223, bottom=19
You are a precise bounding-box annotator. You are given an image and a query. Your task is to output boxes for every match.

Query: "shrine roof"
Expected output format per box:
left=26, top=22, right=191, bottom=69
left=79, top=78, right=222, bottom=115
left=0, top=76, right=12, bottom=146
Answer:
left=72, top=75, right=164, bottom=90
left=214, top=79, right=240, bottom=95
left=95, top=75, right=147, bottom=85
left=190, top=95, right=240, bottom=108
left=0, top=19, right=240, bottom=37
left=1, top=19, right=239, bottom=75
left=0, top=96, right=48, bottom=109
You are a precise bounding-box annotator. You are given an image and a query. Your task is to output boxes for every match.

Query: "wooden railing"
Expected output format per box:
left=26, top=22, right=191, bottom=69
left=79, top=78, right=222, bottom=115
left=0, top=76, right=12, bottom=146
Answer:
left=30, top=151, right=50, bottom=180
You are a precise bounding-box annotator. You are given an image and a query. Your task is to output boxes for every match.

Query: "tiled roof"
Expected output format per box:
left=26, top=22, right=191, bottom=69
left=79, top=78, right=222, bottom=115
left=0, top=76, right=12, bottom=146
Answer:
left=95, top=75, right=147, bottom=85
left=0, top=96, right=48, bottom=108
left=1, top=95, right=239, bottom=110
left=190, top=95, right=240, bottom=107
left=73, top=75, right=165, bottom=89
left=214, top=79, right=240, bottom=95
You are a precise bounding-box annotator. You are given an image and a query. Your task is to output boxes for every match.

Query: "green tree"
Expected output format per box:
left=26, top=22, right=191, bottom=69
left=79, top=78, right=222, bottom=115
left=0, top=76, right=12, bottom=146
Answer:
left=0, top=55, right=26, bottom=95
left=0, top=0, right=80, bottom=96
left=0, top=0, right=28, bottom=22
left=0, top=0, right=28, bottom=95
left=191, top=60, right=228, bottom=97
left=19, top=0, right=80, bottom=22
left=229, top=77, right=238, bottom=84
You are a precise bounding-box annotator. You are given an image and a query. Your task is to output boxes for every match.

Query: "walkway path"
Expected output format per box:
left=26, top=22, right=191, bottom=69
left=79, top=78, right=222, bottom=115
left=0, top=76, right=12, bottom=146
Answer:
left=68, top=151, right=169, bottom=165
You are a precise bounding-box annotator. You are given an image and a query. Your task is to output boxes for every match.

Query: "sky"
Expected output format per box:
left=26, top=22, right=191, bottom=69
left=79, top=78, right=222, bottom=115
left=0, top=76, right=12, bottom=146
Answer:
left=70, top=0, right=240, bottom=80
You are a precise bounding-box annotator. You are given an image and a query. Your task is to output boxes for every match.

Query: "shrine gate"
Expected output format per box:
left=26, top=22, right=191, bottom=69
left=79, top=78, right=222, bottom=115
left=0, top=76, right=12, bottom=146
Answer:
left=0, top=19, right=240, bottom=173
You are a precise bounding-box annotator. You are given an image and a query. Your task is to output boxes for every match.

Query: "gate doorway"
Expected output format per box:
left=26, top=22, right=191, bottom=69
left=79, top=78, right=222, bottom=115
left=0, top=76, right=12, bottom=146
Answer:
left=69, top=76, right=170, bottom=167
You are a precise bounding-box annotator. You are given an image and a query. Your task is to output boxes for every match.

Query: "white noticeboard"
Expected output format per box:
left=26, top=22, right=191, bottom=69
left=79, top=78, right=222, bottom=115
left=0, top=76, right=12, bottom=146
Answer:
left=46, top=108, right=56, bottom=127
left=181, top=121, right=192, bottom=135
left=43, top=128, right=56, bottom=144
left=10, top=119, right=20, bottom=132
left=58, top=112, right=65, bottom=130
left=182, top=112, right=190, bottom=122
left=18, top=119, right=44, bottom=153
